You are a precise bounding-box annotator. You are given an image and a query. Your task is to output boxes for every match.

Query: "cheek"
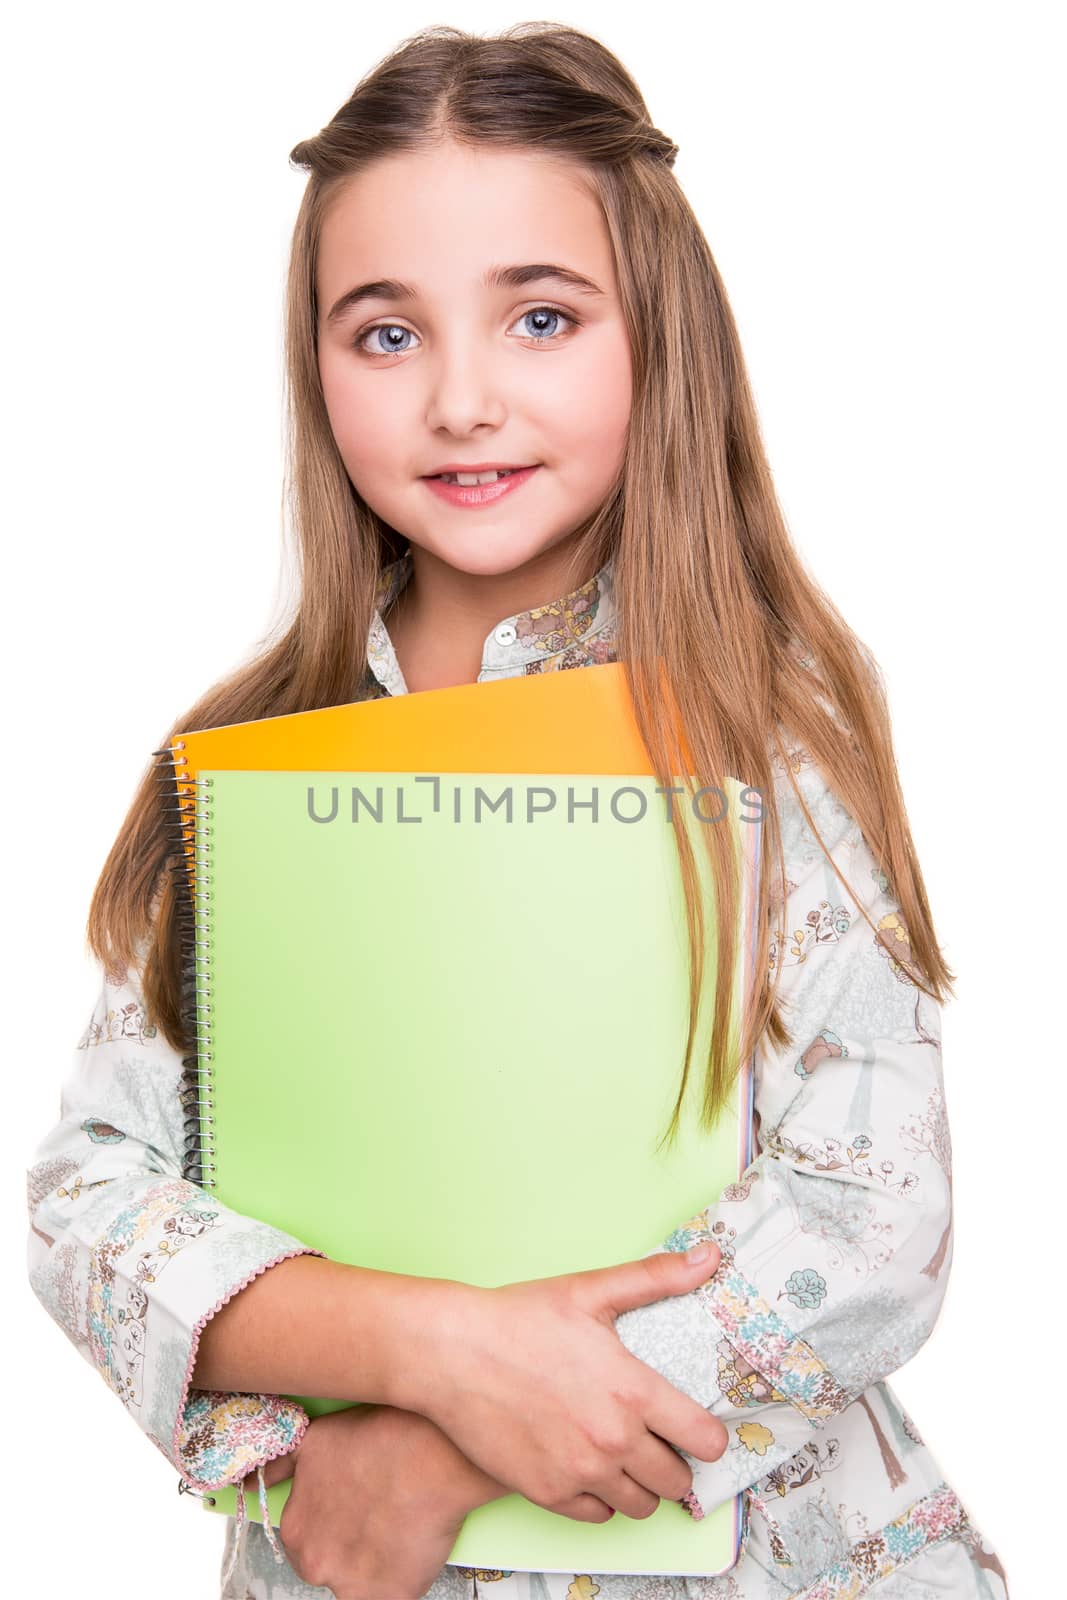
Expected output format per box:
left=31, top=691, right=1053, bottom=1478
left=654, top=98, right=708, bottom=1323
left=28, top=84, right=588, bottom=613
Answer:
left=318, top=352, right=358, bottom=454
left=318, top=352, right=400, bottom=476
left=559, top=346, right=632, bottom=475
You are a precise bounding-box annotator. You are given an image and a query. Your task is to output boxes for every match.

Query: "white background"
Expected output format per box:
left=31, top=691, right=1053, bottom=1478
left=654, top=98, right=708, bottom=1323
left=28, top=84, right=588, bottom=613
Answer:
left=6, top=2, right=1058, bottom=1593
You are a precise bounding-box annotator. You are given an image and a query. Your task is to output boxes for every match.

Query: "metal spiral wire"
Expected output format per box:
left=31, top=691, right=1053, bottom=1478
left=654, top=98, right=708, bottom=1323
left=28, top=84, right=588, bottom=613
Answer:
left=151, top=740, right=217, bottom=1190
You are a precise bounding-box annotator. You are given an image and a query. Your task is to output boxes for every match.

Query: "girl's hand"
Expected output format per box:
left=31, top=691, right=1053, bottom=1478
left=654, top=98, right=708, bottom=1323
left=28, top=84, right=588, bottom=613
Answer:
left=248, top=1404, right=490, bottom=1598
left=412, top=1245, right=729, bottom=1521
left=245, top=1403, right=614, bottom=1600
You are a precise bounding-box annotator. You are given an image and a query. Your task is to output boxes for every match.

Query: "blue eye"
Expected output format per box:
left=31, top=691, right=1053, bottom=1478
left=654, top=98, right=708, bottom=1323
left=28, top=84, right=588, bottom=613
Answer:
left=361, top=324, right=416, bottom=357
left=515, top=307, right=568, bottom=340
left=352, top=305, right=581, bottom=359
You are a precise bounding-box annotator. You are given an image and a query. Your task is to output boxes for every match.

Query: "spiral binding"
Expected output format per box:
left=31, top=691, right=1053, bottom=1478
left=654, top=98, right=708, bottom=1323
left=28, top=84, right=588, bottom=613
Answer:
left=151, top=739, right=217, bottom=1190
left=177, top=1478, right=216, bottom=1507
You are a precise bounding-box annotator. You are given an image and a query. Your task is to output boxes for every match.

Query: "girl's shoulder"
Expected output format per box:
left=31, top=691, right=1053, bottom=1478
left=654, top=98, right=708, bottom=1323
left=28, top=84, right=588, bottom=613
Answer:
left=768, top=635, right=890, bottom=857
left=767, top=735, right=858, bottom=873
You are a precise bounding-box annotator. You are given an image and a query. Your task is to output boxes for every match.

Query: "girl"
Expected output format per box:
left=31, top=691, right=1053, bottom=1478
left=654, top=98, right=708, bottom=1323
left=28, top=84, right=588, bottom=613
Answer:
left=26, top=21, right=1009, bottom=1600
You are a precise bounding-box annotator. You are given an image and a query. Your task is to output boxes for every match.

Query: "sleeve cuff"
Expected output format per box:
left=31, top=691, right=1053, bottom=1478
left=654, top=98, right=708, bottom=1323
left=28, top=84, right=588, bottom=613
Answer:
left=168, top=1243, right=328, bottom=1491
left=176, top=1387, right=311, bottom=1491
left=692, top=1257, right=852, bottom=1424
left=615, top=1238, right=857, bottom=1521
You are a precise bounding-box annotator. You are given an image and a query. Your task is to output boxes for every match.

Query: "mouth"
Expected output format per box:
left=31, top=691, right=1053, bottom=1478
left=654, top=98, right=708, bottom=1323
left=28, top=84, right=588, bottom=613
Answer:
left=421, top=464, right=541, bottom=507
left=421, top=465, right=539, bottom=485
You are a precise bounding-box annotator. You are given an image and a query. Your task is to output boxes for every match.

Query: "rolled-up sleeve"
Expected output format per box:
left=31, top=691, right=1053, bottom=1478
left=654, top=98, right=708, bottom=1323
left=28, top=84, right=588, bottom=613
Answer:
left=613, top=746, right=954, bottom=1518
left=25, top=955, right=326, bottom=1493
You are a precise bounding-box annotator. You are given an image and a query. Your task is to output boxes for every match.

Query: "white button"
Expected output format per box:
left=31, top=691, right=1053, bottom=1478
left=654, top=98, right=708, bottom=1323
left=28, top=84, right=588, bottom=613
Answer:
left=494, top=622, right=517, bottom=646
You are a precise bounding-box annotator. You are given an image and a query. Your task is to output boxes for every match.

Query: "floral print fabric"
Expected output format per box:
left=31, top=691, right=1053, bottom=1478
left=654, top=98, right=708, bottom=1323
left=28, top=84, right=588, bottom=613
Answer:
left=26, top=547, right=1008, bottom=1597
left=26, top=954, right=327, bottom=1497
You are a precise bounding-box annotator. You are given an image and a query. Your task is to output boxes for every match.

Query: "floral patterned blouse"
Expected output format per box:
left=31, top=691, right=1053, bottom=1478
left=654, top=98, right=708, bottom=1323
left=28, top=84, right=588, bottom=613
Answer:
left=26, top=546, right=1010, bottom=1600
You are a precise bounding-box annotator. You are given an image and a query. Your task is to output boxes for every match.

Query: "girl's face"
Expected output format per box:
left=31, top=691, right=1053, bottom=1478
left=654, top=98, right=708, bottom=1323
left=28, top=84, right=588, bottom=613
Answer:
left=315, top=141, right=633, bottom=580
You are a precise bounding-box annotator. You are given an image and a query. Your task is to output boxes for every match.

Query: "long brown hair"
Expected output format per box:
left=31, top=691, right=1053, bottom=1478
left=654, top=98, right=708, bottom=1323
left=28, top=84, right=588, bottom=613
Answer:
left=87, top=21, right=954, bottom=1148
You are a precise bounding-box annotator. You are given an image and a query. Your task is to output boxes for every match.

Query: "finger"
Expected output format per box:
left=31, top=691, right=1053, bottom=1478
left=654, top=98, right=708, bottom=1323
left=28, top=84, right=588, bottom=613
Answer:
left=621, top=1430, right=695, bottom=1503
left=641, top=1370, right=729, bottom=1465
left=577, top=1245, right=722, bottom=1321
left=596, top=1468, right=661, bottom=1521
left=552, top=1493, right=616, bottom=1523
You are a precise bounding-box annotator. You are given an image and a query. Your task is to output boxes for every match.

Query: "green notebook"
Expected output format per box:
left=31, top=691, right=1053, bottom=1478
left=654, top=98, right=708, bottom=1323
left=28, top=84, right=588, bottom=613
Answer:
left=171, top=692, right=760, bottom=1576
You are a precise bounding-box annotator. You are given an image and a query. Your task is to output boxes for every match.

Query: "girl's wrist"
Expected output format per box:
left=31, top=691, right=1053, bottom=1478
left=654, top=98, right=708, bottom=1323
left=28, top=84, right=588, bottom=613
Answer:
left=435, top=1441, right=512, bottom=1522
left=385, top=1275, right=488, bottom=1418
left=382, top=1405, right=510, bottom=1525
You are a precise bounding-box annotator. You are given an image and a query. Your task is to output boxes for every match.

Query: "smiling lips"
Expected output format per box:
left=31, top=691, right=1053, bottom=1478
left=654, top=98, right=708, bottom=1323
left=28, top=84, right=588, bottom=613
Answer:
left=423, top=460, right=537, bottom=479
left=421, top=464, right=541, bottom=506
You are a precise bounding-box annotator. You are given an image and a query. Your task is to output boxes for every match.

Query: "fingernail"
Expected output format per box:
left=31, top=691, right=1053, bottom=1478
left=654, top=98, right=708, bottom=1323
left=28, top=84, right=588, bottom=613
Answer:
left=685, top=1242, right=714, bottom=1264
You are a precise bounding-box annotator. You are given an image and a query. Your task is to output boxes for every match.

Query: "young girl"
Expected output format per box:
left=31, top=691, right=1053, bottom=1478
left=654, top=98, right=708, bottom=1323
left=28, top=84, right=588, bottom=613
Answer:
left=26, top=21, right=1009, bottom=1600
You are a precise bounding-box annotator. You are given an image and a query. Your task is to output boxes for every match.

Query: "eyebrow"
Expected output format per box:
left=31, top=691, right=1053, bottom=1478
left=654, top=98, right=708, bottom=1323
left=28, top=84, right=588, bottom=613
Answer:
left=324, top=263, right=607, bottom=326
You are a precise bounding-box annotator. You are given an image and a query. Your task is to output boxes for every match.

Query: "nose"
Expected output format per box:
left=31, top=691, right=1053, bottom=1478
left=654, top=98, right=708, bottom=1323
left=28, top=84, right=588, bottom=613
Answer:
left=423, top=336, right=508, bottom=436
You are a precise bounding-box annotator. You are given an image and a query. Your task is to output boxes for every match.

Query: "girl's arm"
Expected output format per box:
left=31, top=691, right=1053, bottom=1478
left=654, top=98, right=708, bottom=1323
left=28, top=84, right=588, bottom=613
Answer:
left=602, top=742, right=955, bottom=1518
left=25, top=956, right=348, bottom=1498
left=188, top=1251, right=466, bottom=1401
left=27, top=943, right=725, bottom=1526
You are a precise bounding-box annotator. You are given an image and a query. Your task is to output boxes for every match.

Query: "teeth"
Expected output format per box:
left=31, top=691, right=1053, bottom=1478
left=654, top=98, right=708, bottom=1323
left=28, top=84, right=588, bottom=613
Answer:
left=440, top=469, right=515, bottom=485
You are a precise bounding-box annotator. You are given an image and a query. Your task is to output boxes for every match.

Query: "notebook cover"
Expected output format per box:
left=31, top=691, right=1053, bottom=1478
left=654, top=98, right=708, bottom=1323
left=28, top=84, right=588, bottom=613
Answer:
left=164, top=665, right=761, bottom=1575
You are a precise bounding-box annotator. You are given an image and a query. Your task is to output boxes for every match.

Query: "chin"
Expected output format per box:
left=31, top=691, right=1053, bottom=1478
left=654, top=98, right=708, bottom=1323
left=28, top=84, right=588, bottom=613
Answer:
left=413, top=533, right=570, bottom=578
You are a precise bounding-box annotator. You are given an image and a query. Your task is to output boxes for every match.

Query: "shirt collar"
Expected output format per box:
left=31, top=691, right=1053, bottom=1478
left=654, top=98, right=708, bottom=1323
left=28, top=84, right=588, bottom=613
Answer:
left=365, top=547, right=618, bottom=696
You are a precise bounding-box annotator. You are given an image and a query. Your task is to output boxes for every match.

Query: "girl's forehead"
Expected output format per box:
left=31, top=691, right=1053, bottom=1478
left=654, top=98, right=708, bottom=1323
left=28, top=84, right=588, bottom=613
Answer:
left=327, top=139, right=590, bottom=200
left=316, top=146, right=613, bottom=298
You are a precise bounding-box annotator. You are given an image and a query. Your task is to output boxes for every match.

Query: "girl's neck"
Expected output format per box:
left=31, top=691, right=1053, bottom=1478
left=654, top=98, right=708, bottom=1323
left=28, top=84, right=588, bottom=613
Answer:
left=384, top=539, right=601, bottom=693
